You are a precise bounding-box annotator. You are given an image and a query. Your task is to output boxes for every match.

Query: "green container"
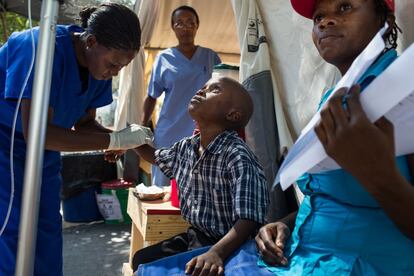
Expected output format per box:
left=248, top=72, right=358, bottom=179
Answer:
left=97, top=179, right=133, bottom=224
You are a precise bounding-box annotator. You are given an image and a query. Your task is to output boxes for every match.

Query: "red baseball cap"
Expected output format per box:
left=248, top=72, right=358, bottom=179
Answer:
left=290, top=0, right=395, bottom=19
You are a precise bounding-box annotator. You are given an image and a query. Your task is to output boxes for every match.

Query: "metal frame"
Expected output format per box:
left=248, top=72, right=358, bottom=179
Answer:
left=15, top=1, right=60, bottom=275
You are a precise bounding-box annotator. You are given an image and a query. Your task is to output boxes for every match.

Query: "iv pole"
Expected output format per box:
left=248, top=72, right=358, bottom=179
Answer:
left=15, top=0, right=62, bottom=275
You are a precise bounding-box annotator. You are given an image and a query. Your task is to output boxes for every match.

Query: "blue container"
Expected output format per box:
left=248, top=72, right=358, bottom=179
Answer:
left=62, top=186, right=103, bottom=222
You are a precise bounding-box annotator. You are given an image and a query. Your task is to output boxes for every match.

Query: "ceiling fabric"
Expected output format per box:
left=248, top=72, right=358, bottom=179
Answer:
left=145, top=0, right=239, bottom=56
left=1, top=0, right=240, bottom=57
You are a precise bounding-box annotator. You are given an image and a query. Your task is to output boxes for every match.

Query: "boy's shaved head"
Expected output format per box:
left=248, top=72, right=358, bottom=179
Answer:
left=188, top=77, right=254, bottom=131
left=220, top=77, right=253, bottom=130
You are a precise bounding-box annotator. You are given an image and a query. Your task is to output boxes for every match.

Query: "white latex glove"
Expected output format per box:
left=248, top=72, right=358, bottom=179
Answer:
left=108, top=124, right=154, bottom=150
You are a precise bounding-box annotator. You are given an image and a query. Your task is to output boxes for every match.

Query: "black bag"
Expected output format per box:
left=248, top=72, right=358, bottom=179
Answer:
left=60, top=151, right=117, bottom=200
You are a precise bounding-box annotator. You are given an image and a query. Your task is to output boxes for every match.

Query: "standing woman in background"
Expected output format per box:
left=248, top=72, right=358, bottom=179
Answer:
left=0, top=4, right=150, bottom=275
left=141, top=5, right=221, bottom=187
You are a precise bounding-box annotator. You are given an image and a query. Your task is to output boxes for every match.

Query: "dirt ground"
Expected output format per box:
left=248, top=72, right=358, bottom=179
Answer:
left=62, top=221, right=131, bottom=276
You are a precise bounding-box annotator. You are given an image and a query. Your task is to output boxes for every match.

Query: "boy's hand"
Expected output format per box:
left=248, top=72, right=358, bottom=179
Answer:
left=255, top=222, right=290, bottom=266
left=185, top=249, right=224, bottom=276
left=104, top=150, right=125, bottom=163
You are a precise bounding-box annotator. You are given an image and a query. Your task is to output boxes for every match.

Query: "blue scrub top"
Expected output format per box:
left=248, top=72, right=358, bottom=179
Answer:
left=0, top=25, right=112, bottom=276
left=259, top=49, right=414, bottom=275
left=148, top=46, right=221, bottom=148
left=0, top=25, right=112, bottom=174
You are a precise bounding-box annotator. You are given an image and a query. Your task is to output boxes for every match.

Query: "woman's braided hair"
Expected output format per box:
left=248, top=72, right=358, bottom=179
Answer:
left=79, top=3, right=141, bottom=51
left=374, top=0, right=402, bottom=49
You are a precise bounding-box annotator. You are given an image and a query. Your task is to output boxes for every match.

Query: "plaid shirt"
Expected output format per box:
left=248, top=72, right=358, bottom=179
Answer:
left=155, top=130, right=269, bottom=239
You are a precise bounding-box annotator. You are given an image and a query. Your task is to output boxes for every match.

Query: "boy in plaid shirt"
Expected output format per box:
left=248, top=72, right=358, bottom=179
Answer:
left=131, top=76, right=269, bottom=275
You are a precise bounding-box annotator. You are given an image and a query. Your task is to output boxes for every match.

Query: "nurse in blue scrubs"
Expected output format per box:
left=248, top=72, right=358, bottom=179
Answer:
left=0, top=4, right=145, bottom=275
left=140, top=5, right=221, bottom=186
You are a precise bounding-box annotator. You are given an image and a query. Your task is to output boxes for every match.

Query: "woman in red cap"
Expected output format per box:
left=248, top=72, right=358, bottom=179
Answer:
left=255, top=0, right=414, bottom=275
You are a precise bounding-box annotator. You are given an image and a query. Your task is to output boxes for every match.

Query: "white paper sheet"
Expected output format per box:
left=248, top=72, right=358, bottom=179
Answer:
left=276, top=24, right=414, bottom=190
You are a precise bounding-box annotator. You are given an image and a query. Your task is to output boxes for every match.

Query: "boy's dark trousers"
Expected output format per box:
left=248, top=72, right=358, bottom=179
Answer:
left=132, top=226, right=219, bottom=272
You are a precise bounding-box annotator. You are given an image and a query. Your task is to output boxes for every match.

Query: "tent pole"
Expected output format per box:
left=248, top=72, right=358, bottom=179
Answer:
left=15, top=1, right=60, bottom=275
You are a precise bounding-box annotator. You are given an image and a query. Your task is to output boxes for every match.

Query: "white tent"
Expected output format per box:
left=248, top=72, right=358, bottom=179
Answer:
left=115, top=0, right=414, bottom=219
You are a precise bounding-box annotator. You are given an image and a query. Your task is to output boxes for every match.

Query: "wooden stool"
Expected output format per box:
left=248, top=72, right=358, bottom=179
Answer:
left=122, top=188, right=189, bottom=275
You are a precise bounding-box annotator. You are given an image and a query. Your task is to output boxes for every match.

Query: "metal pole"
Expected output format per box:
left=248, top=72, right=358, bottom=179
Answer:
left=15, top=1, right=60, bottom=275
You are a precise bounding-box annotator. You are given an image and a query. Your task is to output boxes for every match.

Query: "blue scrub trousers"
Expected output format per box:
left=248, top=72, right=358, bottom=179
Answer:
left=0, top=150, right=63, bottom=276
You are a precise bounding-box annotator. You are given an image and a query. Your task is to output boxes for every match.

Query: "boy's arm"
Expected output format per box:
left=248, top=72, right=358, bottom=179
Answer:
left=133, top=144, right=156, bottom=164
left=210, top=219, right=257, bottom=259
left=135, top=140, right=180, bottom=179
left=185, top=219, right=257, bottom=276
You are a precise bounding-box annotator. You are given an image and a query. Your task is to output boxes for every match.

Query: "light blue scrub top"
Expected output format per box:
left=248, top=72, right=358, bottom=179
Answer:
left=259, top=49, right=414, bottom=275
left=148, top=46, right=220, bottom=186
left=148, top=46, right=221, bottom=148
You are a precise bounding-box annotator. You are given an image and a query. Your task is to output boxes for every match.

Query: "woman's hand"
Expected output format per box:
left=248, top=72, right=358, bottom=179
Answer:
left=315, top=85, right=414, bottom=240
left=255, top=222, right=290, bottom=266
left=185, top=249, right=224, bottom=276
left=314, top=85, right=396, bottom=183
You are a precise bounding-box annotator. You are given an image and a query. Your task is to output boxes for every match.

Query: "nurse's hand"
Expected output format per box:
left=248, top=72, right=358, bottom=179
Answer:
left=255, top=222, right=290, bottom=266
left=104, top=150, right=125, bottom=163
left=108, top=124, right=154, bottom=150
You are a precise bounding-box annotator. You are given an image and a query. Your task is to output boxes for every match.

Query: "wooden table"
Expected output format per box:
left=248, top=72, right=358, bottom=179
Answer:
left=122, top=188, right=189, bottom=275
